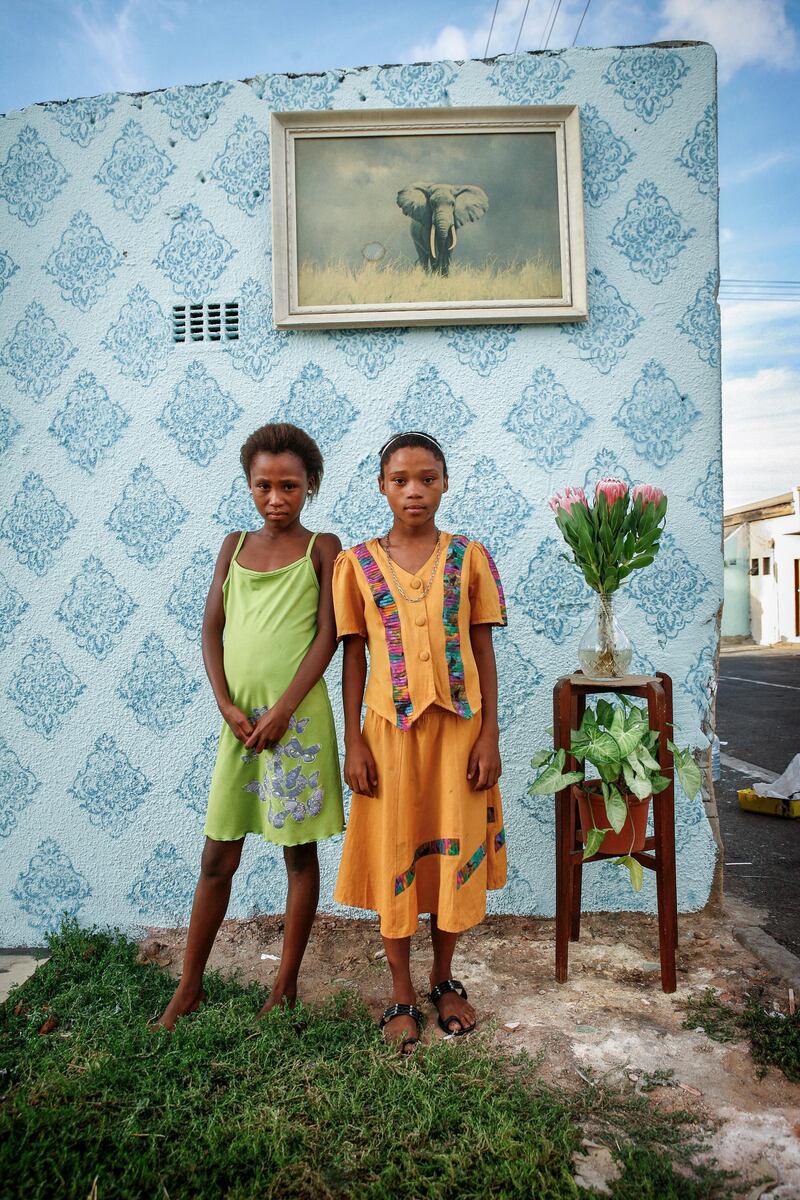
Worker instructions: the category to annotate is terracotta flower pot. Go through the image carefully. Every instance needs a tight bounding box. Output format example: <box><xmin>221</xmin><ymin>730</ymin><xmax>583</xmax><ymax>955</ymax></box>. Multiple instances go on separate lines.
<box><xmin>577</xmin><ymin>783</ymin><xmax>650</xmax><ymax>855</ymax></box>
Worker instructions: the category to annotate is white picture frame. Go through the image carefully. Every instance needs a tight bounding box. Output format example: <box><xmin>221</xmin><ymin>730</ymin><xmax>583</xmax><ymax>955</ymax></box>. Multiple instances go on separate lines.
<box><xmin>270</xmin><ymin>104</ymin><xmax>587</xmax><ymax>329</ymax></box>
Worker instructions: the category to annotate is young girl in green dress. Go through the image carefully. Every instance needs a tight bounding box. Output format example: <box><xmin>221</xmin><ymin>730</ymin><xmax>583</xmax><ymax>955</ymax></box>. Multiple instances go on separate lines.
<box><xmin>158</xmin><ymin>423</ymin><xmax>344</xmax><ymax>1030</ymax></box>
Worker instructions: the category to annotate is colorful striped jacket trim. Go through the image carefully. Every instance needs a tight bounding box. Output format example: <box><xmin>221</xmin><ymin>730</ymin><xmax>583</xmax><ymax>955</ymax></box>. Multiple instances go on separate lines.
<box><xmin>442</xmin><ymin>534</ymin><xmax>473</xmax><ymax>719</ymax></box>
<box><xmin>352</xmin><ymin>542</ymin><xmax>413</xmax><ymax>729</ymax></box>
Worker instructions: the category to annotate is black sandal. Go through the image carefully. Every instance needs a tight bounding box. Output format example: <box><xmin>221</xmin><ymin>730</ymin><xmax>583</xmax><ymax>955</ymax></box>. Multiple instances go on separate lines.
<box><xmin>379</xmin><ymin>1002</ymin><xmax>424</xmax><ymax>1054</ymax></box>
<box><xmin>428</xmin><ymin>979</ymin><xmax>475</xmax><ymax>1036</ymax></box>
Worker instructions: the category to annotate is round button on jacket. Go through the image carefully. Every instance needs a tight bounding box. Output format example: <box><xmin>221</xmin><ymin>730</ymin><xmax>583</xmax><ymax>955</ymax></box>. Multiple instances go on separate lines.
<box><xmin>410</xmin><ymin>577</ymin><xmax>422</xmax><ymax>589</ymax></box>
<box><xmin>419</xmin><ymin>650</ymin><xmax>431</xmax><ymax>662</ymax></box>
<box><xmin>415</xmin><ymin>615</ymin><xmax>426</xmax><ymax>626</ymax></box>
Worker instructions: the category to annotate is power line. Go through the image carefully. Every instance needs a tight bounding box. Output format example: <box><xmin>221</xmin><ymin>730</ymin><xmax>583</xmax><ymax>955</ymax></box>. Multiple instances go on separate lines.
<box><xmin>720</xmin><ymin>278</ymin><xmax>800</xmax><ymax>290</ymax></box>
<box><xmin>719</xmin><ymin>291</ymin><xmax>800</xmax><ymax>301</ymax></box>
<box><xmin>513</xmin><ymin>0</ymin><xmax>532</xmax><ymax>53</ymax></box>
<box><xmin>483</xmin><ymin>0</ymin><xmax>501</xmax><ymax>58</ymax></box>
<box><xmin>537</xmin><ymin>0</ymin><xmax>559</xmax><ymax>49</ymax></box>
<box><xmin>542</xmin><ymin>0</ymin><xmax>564</xmax><ymax>48</ymax></box>
<box><xmin>572</xmin><ymin>0</ymin><xmax>592</xmax><ymax>45</ymax></box>
<box><xmin>723</xmin><ymin>279</ymin><xmax>800</xmax><ymax>287</ymax></box>
<box><xmin>716</xmin><ymin>276</ymin><xmax>800</xmax><ymax>302</ymax></box>
<box><xmin>719</xmin><ymin>296</ymin><xmax>800</xmax><ymax>301</ymax></box>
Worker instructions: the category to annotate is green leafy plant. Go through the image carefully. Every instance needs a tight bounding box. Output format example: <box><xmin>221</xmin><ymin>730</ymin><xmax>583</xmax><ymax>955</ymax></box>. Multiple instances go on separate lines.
<box><xmin>684</xmin><ymin>988</ymin><xmax>800</xmax><ymax>1082</ymax></box>
<box><xmin>529</xmin><ymin>698</ymin><xmax>702</xmax><ymax>891</ymax></box>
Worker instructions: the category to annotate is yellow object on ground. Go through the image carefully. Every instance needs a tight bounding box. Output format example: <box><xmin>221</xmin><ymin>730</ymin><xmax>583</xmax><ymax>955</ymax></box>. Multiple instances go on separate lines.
<box><xmin>737</xmin><ymin>788</ymin><xmax>800</xmax><ymax>818</ymax></box>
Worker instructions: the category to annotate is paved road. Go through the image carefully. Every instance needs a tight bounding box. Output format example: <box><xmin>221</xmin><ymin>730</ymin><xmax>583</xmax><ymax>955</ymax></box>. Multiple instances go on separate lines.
<box><xmin>716</xmin><ymin>648</ymin><xmax>800</xmax><ymax>956</ymax></box>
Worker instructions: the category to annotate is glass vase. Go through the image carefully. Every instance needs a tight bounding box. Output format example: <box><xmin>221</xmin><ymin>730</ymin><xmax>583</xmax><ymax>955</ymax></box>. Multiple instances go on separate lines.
<box><xmin>578</xmin><ymin>592</ymin><xmax>633</xmax><ymax>680</ymax></box>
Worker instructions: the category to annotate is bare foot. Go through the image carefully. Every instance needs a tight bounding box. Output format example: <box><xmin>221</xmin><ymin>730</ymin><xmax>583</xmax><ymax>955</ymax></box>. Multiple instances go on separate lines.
<box><xmin>255</xmin><ymin>983</ymin><xmax>297</xmax><ymax>1020</ymax></box>
<box><xmin>154</xmin><ymin>985</ymin><xmax>205</xmax><ymax>1031</ymax></box>
<box><xmin>430</xmin><ymin>980</ymin><xmax>476</xmax><ymax>1036</ymax></box>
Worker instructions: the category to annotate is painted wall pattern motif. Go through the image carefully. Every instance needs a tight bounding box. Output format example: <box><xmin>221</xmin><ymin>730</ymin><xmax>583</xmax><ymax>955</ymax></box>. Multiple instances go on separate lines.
<box><xmin>44</xmin><ymin>210</ymin><xmax>123</xmax><ymax>311</ymax></box>
<box><xmin>1</xmin><ymin>301</ymin><xmax>76</xmax><ymax>400</ymax></box>
<box><xmin>49</xmin><ymin>369</ymin><xmax>131</xmax><ymax>473</ymax></box>
<box><xmin>0</xmin><ymin>46</ymin><xmax>722</xmax><ymax>942</ymax></box>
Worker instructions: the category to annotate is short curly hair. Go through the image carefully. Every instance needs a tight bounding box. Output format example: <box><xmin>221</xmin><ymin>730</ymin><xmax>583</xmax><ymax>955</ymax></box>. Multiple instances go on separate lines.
<box><xmin>240</xmin><ymin>422</ymin><xmax>324</xmax><ymax>495</ymax></box>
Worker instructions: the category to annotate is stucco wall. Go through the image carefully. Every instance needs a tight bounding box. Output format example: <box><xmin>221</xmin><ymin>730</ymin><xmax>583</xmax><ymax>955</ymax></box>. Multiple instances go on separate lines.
<box><xmin>722</xmin><ymin>527</ymin><xmax>750</xmax><ymax>638</ymax></box>
<box><xmin>0</xmin><ymin>45</ymin><xmax>722</xmax><ymax>945</ymax></box>
<box><xmin>748</xmin><ymin>514</ymin><xmax>800</xmax><ymax>644</ymax></box>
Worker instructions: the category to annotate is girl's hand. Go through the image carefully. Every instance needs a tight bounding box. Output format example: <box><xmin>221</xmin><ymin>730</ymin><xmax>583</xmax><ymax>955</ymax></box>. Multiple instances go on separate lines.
<box><xmin>467</xmin><ymin>733</ymin><xmax>502</xmax><ymax>791</ymax></box>
<box><xmin>221</xmin><ymin>703</ymin><xmax>255</xmax><ymax>745</ymax></box>
<box><xmin>344</xmin><ymin>735</ymin><xmax>378</xmax><ymax>797</ymax></box>
<box><xmin>244</xmin><ymin>703</ymin><xmax>292</xmax><ymax>753</ymax></box>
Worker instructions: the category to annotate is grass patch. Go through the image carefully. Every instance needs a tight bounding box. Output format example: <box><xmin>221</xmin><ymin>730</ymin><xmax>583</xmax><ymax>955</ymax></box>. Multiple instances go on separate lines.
<box><xmin>1</xmin><ymin>922</ymin><xmax>737</xmax><ymax>1199</ymax></box>
<box><xmin>684</xmin><ymin>988</ymin><xmax>800</xmax><ymax>1081</ymax></box>
<box><xmin>297</xmin><ymin>255</ymin><xmax>562</xmax><ymax>306</ymax></box>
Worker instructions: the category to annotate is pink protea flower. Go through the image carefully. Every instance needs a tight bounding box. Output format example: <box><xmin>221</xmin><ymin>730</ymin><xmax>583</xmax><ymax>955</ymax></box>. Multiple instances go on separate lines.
<box><xmin>549</xmin><ymin>486</ymin><xmax>588</xmax><ymax>516</ymax></box>
<box><xmin>595</xmin><ymin>477</ymin><xmax>629</xmax><ymax>507</ymax></box>
<box><xmin>633</xmin><ymin>483</ymin><xmax>665</xmax><ymax>507</ymax></box>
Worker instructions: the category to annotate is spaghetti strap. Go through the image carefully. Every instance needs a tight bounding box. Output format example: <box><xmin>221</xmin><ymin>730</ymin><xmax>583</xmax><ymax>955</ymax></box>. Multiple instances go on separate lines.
<box><xmin>305</xmin><ymin>532</ymin><xmax>320</xmax><ymax>558</ymax></box>
<box><xmin>232</xmin><ymin>530</ymin><xmax>248</xmax><ymax>563</ymax></box>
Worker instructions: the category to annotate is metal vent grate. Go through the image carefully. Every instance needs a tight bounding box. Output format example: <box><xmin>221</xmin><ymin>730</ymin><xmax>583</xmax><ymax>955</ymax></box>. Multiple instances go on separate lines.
<box><xmin>172</xmin><ymin>301</ymin><xmax>239</xmax><ymax>344</ymax></box>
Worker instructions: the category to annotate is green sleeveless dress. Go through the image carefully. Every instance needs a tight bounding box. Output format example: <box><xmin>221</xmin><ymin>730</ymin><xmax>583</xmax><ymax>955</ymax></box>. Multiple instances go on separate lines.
<box><xmin>204</xmin><ymin>531</ymin><xmax>344</xmax><ymax>846</ymax></box>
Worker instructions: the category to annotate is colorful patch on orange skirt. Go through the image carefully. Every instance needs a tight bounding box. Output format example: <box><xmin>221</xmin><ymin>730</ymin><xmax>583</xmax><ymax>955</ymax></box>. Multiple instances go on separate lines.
<box><xmin>456</xmin><ymin>841</ymin><xmax>486</xmax><ymax>889</ymax></box>
<box><xmin>394</xmin><ymin>837</ymin><xmax>460</xmax><ymax>895</ymax></box>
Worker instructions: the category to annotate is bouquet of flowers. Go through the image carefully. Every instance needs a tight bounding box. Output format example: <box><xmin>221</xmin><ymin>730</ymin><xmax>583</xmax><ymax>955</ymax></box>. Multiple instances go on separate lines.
<box><xmin>549</xmin><ymin>479</ymin><xmax>668</xmax><ymax>678</ymax></box>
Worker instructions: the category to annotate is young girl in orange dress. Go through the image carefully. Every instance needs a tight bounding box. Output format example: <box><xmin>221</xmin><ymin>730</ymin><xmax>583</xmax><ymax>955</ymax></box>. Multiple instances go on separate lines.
<box><xmin>332</xmin><ymin>431</ymin><xmax>507</xmax><ymax>1052</ymax></box>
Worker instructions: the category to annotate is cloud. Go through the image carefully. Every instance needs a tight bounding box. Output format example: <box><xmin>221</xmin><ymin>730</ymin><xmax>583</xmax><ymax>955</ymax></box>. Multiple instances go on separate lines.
<box><xmin>407</xmin><ymin>0</ymin><xmax>798</xmax><ymax>84</ymax></box>
<box><xmin>724</xmin><ymin>364</ymin><xmax>800</xmax><ymax>420</ymax></box>
<box><xmin>724</xmin><ymin>149</ymin><xmax>796</xmax><ymax>185</ymax></box>
<box><xmin>721</xmin><ymin>300</ymin><xmax>800</xmax><ymax>373</ymax></box>
<box><xmin>409</xmin><ymin>1</ymin><xmax>591</xmax><ymax>62</ymax></box>
<box><xmin>720</xmin><ymin>308</ymin><xmax>800</xmax><ymax>506</ymax></box>
<box><xmin>70</xmin><ymin>0</ymin><xmax>145</xmax><ymax>92</ymax></box>
<box><xmin>722</xmin><ymin>366</ymin><xmax>800</xmax><ymax>505</ymax></box>
<box><xmin>658</xmin><ymin>0</ymin><xmax>798</xmax><ymax>83</ymax></box>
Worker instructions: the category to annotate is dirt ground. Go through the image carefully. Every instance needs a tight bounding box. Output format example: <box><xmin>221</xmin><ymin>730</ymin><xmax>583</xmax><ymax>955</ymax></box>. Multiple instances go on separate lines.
<box><xmin>144</xmin><ymin>901</ymin><xmax>800</xmax><ymax>1196</ymax></box>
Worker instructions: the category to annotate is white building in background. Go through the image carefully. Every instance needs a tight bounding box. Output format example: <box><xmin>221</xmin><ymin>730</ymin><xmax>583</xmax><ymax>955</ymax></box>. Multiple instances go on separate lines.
<box><xmin>723</xmin><ymin>488</ymin><xmax>800</xmax><ymax>644</ymax></box>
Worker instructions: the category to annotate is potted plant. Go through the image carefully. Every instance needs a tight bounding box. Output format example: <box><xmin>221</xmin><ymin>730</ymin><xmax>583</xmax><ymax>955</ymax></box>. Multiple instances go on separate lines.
<box><xmin>528</xmin><ymin>697</ymin><xmax>702</xmax><ymax>890</ymax></box>
<box><xmin>549</xmin><ymin>480</ymin><xmax>668</xmax><ymax>679</ymax></box>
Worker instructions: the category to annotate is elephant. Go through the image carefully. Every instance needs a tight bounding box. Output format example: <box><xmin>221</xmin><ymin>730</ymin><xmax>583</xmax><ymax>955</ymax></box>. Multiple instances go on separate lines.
<box><xmin>396</xmin><ymin>182</ymin><xmax>489</xmax><ymax>276</ymax></box>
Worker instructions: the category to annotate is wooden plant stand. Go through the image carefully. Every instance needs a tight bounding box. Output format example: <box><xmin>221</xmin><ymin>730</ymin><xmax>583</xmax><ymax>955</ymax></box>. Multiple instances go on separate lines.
<box><xmin>553</xmin><ymin>671</ymin><xmax>678</xmax><ymax>993</ymax></box>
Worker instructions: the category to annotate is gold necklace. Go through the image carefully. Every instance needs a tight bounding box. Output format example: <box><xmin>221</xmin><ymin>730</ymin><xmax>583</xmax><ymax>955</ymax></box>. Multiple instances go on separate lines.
<box><xmin>382</xmin><ymin>531</ymin><xmax>443</xmax><ymax>603</ymax></box>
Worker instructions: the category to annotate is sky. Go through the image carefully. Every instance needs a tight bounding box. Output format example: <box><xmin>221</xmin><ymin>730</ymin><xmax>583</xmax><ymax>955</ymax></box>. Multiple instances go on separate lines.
<box><xmin>0</xmin><ymin>0</ymin><xmax>798</xmax><ymax>508</ymax></box>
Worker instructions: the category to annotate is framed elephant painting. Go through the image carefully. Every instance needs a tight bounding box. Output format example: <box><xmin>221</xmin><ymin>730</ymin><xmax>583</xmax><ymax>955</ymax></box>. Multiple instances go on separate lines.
<box><xmin>270</xmin><ymin>105</ymin><xmax>587</xmax><ymax>329</ymax></box>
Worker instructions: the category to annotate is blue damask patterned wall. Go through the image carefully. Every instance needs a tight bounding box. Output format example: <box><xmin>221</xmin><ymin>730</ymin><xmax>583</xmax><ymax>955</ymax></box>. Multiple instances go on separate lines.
<box><xmin>0</xmin><ymin>45</ymin><xmax>722</xmax><ymax>946</ymax></box>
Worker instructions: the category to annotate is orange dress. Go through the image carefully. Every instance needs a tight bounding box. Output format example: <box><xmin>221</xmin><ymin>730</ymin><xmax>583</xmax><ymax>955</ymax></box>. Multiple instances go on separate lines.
<box><xmin>332</xmin><ymin>533</ymin><xmax>507</xmax><ymax>938</ymax></box>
